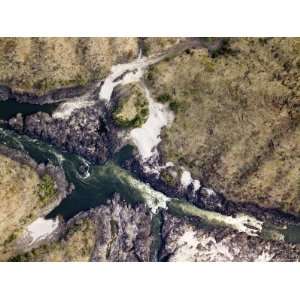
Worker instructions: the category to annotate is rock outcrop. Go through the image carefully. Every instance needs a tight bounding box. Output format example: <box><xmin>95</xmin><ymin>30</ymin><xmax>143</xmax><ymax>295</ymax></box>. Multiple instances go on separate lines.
<box><xmin>13</xmin><ymin>195</ymin><xmax>154</xmax><ymax>262</ymax></box>
<box><xmin>8</xmin><ymin>102</ymin><xmax>117</xmax><ymax>163</ymax></box>
<box><xmin>91</xmin><ymin>195</ymin><xmax>153</xmax><ymax>262</ymax></box>
<box><xmin>112</xmin><ymin>83</ymin><xmax>149</xmax><ymax>128</ymax></box>
<box><xmin>160</xmin><ymin>213</ymin><xmax>300</xmax><ymax>262</ymax></box>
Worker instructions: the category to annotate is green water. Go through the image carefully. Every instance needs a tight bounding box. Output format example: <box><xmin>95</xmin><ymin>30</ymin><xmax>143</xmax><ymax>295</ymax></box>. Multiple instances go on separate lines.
<box><xmin>2</xmin><ymin>126</ymin><xmax>300</xmax><ymax>243</ymax></box>
<box><xmin>0</xmin><ymin>127</ymin><xmax>142</xmax><ymax>220</ymax></box>
<box><xmin>0</xmin><ymin>99</ymin><xmax>139</xmax><ymax>220</ymax></box>
<box><xmin>0</xmin><ymin>99</ymin><xmax>58</xmax><ymax>120</ymax></box>
<box><xmin>1</xmin><ymin>101</ymin><xmax>300</xmax><ymax>244</ymax></box>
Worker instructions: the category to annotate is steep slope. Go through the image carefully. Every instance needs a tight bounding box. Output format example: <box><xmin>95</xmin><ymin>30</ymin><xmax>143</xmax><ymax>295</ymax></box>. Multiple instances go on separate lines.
<box><xmin>147</xmin><ymin>37</ymin><xmax>300</xmax><ymax>215</ymax></box>
<box><xmin>0</xmin><ymin>37</ymin><xmax>138</xmax><ymax>97</ymax></box>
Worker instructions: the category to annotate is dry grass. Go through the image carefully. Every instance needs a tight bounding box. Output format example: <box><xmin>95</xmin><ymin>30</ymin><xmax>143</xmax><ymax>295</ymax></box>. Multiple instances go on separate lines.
<box><xmin>147</xmin><ymin>38</ymin><xmax>300</xmax><ymax>214</ymax></box>
<box><xmin>13</xmin><ymin>218</ymin><xmax>97</xmax><ymax>262</ymax></box>
<box><xmin>143</xmin><ymin>38</ymin><xmax>185</xmax><ymax>56</ymax></box>
<box><xmin>0</xmin><ymin>154</ymin><xmax>57</xmax><ymax>260</ymax></box>
<box><xmin>113</xmin><ymin>83</ymin><xmax>149</xmax><ymax>128</ymax></box>
<box><xmin>0</xmin><ymin>37</ymin><xmax>139</xmax><ymax>95</ymax></box>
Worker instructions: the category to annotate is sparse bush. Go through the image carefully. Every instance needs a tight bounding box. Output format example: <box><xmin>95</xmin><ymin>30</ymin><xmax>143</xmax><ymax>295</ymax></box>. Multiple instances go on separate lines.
<box><xmin>169</xmin><ymin>101</ymin><xmax>180</xmax><ymax>113</ymax></box>
<box><xmin>113</xmin><ymin>83</ymin><xmax>149</xmax><ymax>129</ymax></box>
<box><xmin>36</xmin><ymin>174</ymin><xmax>56</xmax><ymax>206</ymax></box>
<box><xmin>157</xmin><ymin>93</ymin><xmax>172</xmax><ymax>103</ymax></box>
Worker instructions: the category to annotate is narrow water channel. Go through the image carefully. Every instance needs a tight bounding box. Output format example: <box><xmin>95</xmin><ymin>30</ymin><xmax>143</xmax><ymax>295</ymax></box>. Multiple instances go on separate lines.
<box><xmin>0</xmin><ymin>126</ymin><xmax>140</xmax><ymax>220</ymax></box>
<box><xmin>0</xmin><ymin>99</ymin><xmax>58</xmax><ymax>120</ymax></box>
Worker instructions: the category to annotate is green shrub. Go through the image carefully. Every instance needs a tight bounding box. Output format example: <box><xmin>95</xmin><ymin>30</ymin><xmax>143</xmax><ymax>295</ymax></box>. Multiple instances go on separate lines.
<box><xmin>36</xmin><ymin>174</ymin><xmax>57</xmax><ymax>206</ymax></box>
<box><xmin>113</xmin><ymin>84</ymin><xmax>149</xmax><ymax>128</ymax></box>
<box><xmin>157</xmin><ymin>93</ymin><xmax>172</xmax><ymax>103</ymax></box>
<box><xmin>169</xmin><ymin>101</ymin><xmax>180</xmax><ymax>113</ymax></box>
<box><xmin>160</xmin><ymin>169</ymin><xmax>178</xmax><ymax>187</ymax></box>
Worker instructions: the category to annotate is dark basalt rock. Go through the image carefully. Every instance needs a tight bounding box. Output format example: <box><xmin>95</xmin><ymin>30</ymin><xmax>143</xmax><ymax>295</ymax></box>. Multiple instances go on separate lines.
<box><xmin>0</xmin><ymin>82</ymin><xmax>98</xmax><ymax>105</ymax></box>
<box><xmin>8</xmin><ymin>102</ymin><xmax>119</xmax><ymax>164</ymax></box>
<box><xmin>12</xmin><ymin>194</ymin><xmax>157</xmax><ymax>262</ymax></box>
<box><xmin>0</xmin><ymin>85</ymin><xmax>11</xmax><ymax>101</ymax></box>
<box><xmin>160</xmin><ymin>213</ymin><xmax>300</xmax><ymax>262</ymax></box>
<box><xmin>120</xmin><ymin>153</ymin><xmax>300</xmax><ymax>227</ymax></box>
<box><xmin>90</xmin><ymin>194</ymin><xmax>153</xmax><ymax>262</ymax></box>
<box><xmin>8</xmin><ymin>113</ymin><xmax>23</xmax><ymax>132</ymax></box>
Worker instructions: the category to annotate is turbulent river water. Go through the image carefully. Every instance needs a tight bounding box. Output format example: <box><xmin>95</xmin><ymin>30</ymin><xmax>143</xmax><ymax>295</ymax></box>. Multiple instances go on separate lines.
<box><xmin>1</xmin><ymin>48</ymin><xmax>300</xmax><ymax>245</ymax></box>
<box><xmin>0</xmin><ymin>125</ymin><xmax>138</xmax><ymax>220</ymax></box>
<box><xmin>1</xmin><ymin>124</ymin><xmax>300</xmax><ymax>244</ymax></box>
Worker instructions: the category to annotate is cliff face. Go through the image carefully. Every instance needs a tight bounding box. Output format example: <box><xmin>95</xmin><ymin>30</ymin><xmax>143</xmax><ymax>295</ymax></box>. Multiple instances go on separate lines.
<box><xmin>0</xmin><ymin>37</ymin><xmax>139</xmax><ymax>97</ymax></box>
<box><xmin>147</xmin><ymin>38</ymin><xmax>300</xmax><ymax>215</ymax></box>
<box><xmin>13</xmin><ymin>195</ymin><xmax>154</xmax><ymax>262</ymax></box>
<box><xmin>161</xmin><ymin>214</ymin><xmax>300</xmax><ymax>262</ymax></box>
<box><xmin>13</xmin><ymin>197</ymin><xmax>300</xmax><ymax>262</ymax></box>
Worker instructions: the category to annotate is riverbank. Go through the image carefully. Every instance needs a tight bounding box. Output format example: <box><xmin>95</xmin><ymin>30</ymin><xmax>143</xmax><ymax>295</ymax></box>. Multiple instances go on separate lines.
<box><xmin>11</xmin><ymin>194</ymin><xmax>155</xmax><ymax>262</ymax></box>
<box><xmin>1</xmin><ymin>38</ymin><xmax>300</xmax><ymax>261</ymax></box>
<box><xmin>2</xmin><ymin>43</ymin><xmax>300</xmax><ymax>235</ymax></box>
<box><xmin>0</xmin><ymin>144</ymin><xmax>72</xmax><ymax>211</ymax></box>
<box><xmin>0</xmin><ymin>144</ymin><xmax>72</xmax><ymax>260</ymax></box>
<box><xmin>2</xmin><ymin>125</ymin><xmax>300</xmax><ymax>261</ymax></box>
<box><xmin>11</xmin><ymin>193</ymin><xmax>300</xmax><ymax>262</ymax></box>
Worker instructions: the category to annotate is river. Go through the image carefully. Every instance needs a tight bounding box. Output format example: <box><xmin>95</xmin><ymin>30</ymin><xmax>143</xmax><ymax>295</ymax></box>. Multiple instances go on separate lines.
<box><xmin>1</xmin><ymin>124</ymin><xmax>300</xmax><ymax>243</ymax></box>
<box><xmin>1</xmin><ymin>46</ymin><xmax>300</xmax><ymax>245</ymax></box>
<box><xmin>0</xmin><ymin>125</ymin><xmax>138</xmax><ymax>220</ymax></box>
<box><xmin>0</xmin><ymin>99</ymin><xmax>58</xmax><ymax>120</ymax></box>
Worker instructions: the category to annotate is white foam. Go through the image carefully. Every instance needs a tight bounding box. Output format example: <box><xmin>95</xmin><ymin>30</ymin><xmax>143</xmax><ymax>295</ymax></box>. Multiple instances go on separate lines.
<box><xmin>193</xmin><ymin>179</ymin><xmax>201</xmax><ymax>193</ymax></box>
<box><xmin>181</xmin><ymin>170</ymin><xmax>193</xmax><ymax>188</ymax></box>
<box><xmin>129</xmin><ymin>86</ymin><xmax>174</xmax><ymax>161</ymax></box>
<box><xmin>98</xmin><ymin>51</ymin><xmax>174</xmax><ymax>169</ymax></box>
<box><xmin>97</xmin><ymin>51</ymin><xmax>174</xmax><ymax>166</ymax></box>
<box><xmin>99</xmin><ymin>53</ymin><xmax>161</xmax><ymax>102</ymax></box>
<box><xmin>180</xmin><ymin>169</ymin><xmax>201</xmax><ymax>194</ymax></box>
<box><xmin>52</xmin><ymin>99</ymin><xmax>95</xmax><ymax>119</ymax></box>
<box><xmin>221</xmin><ymin>213</ymin><xmax>263</xmax><ymax>236</ymax></box>
<box><xmin>26</xmin><ymin>217</ymin><xmax>59</xmax><ymax>245</ymax></box>
<box><xmin>126</xmin><ymin>174</ymin><xmax>171</xmax><ymax>214</ymax></box>
<box><xmin>203</xmin><ymin>187</ymin><xmax>216</xmax><ymax>197</ymax></box>
<box><xmin>49</xmin><ymin>149</ymin><xmax>65</xmax><ymax>166</ymax></box>
<box><xmin>77</xmin><ymin>156</ymin><xmax>91</xmax><ymax>179</ymax></box>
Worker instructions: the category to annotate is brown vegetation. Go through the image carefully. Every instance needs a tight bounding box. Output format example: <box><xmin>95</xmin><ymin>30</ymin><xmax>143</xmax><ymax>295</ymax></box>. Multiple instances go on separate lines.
<box><xmin>147</xmin><ymin>38</ymin><xmax>300</xmax><ymax>214</ymax></box>
<box><xmin>0</xmin><ymin>37</ymin><xmax>138</xmax><ymax>95</ymax></box>
<box><xmin>0</xmin><ymin>153</ymin><xmax>58</xmax><ymax>260</ymax></box>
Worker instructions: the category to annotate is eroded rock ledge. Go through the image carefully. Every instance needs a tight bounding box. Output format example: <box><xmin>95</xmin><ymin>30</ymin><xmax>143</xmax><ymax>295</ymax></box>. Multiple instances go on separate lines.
<box><xmin>12</xmin><ymin>194</ymin><xmax>300</xmax><ymax>262</ymax></box>
<box><xmin>160</xmin><ymin>213</ymin><xmax>300</xmax><ymax>262</ymax></box>
<box><xmin>123</xmin><ymin>156</ymin><xmax>300</xmax><ymax>229</ymax></box>
<box><xmin>7</xmin><ymin>102</ymin><xmax>119</xmax><ymax>164</ymax></box>
<box><xmin>12</xmin><ymin>194</ymin><xmax>155</xmax><ymax>262</ymax></box>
